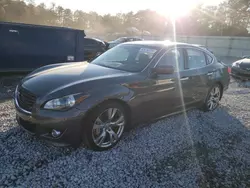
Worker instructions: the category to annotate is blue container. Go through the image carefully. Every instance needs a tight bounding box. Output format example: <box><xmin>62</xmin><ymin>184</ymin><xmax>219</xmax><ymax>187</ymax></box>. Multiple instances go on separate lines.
<box><xmin>0</xmin><ymin>22</ymin><xmax>86</xmax><ymax>73</ymax></box>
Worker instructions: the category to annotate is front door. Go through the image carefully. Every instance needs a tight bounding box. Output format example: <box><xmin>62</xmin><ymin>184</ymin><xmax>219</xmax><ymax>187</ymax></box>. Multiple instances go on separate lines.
<box><xmin>146</xmin><ymin>48</ymin><xmax>186</xmax><ymax>118</ymax></box>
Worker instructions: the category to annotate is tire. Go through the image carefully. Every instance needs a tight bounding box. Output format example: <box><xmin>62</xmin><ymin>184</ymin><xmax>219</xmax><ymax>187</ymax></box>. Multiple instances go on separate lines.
<box><xmin>202</xmin><ymin>84</ymin><xmax>222</xmax><ymax>112</ymax></box>
<box><xmin>82</xmin><ymin>102</ymin><xmax>128</xmax><ymax>151</ymax></box>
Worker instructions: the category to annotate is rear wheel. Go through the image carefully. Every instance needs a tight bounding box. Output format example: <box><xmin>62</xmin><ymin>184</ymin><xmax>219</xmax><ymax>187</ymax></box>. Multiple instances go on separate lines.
<box><xmin>202</xmin><ymin>84</ymin><xmax>222</xmax><ymax>112</ymax></box>
<box><xmin>82</xmin><ymin>102</ymin><xmax>127</xmax><ymax>151</ymax></box>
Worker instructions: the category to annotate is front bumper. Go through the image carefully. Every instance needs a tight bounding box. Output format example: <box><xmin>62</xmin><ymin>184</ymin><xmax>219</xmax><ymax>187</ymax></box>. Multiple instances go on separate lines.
<box><xmin>231</xmin><ymin>67</ymin><xmax>250</xmax><ymax>80</ymax></box>
<box><xmin>15</xmin><ymin>97</ymin><xmax>85</xmax><ymax>147</ymax></box>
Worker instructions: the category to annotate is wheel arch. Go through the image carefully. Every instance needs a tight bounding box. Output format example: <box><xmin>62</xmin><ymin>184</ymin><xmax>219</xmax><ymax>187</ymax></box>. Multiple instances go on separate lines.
<box><xmin>83</xmin><ymin>98</ymin><xmax>132</xmax><ymax>124</ymax></box>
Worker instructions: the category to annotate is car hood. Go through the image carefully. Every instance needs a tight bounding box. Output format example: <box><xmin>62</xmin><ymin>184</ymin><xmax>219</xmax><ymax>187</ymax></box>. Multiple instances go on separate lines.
<box><xmin>21</xmin><ymin>62</ymin><xmax>131</xmax><ymax>96</ymax></box>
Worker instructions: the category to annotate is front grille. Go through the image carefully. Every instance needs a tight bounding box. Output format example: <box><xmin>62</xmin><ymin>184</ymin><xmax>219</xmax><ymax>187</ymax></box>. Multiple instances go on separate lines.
<box><xmin>17</xmin><ymin>86</ymin><xmax>36</xmax><ymax>112</ymax></box>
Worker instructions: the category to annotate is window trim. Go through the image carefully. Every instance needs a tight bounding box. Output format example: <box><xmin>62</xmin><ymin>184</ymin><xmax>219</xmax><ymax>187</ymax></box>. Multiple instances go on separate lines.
<box><xmin>141</xmin><ymin>47</ymin><xmax>166</xmax><ymax>72</ymax></box>
<box><xmin>205</xmin><ymin>53</ymin><xmax>214</xmax><ymax>65</ymax></box>
<box><xmin>143</xmin><ymin>45</ymin><xmax>215</xmax><ymax>73</ymax></box>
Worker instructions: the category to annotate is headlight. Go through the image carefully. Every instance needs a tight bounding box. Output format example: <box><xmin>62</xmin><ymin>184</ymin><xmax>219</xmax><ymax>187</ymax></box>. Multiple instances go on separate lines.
<box><xmin>44</xmin><ymin>94</ymin><xmax>89</xmax><ymax>110</ymax></box>
<box><xmin>44</xmin><ymin>95</ymin><xmax>76</xmax><ymax>110</ymax></box>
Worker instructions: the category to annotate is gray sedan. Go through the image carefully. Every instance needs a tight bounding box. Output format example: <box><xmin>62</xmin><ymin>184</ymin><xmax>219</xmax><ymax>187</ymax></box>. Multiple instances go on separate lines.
<box><xmin>15</xmin><ymin>41</ymin><xmax>230</xmax><ymax>150</ymax></box>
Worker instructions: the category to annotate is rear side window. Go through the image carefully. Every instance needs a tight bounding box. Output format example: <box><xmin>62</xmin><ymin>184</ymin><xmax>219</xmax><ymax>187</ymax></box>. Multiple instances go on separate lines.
<box><xmin>206</xmin><ymin>54</ymin><xmax>213</xmax><ymax>65</ymax></box>
<box><xmin>186</xmin><ymin>49</ymin><xmax>206</xmax><ymax>69</ymax></box>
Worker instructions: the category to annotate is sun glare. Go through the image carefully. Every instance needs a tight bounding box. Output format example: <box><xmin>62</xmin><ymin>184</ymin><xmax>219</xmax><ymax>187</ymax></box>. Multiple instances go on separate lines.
<box><xmin>156</xmin><ymin>0</ymin><xmax>198</xmax><ymax>18</ymax></box>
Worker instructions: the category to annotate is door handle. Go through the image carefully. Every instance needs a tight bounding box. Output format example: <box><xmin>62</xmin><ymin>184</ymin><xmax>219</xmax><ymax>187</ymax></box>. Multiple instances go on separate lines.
<box><xmin>180</xmin><ymin>77</ymin><xmax>189</xmax><ymax>81</ymax></box>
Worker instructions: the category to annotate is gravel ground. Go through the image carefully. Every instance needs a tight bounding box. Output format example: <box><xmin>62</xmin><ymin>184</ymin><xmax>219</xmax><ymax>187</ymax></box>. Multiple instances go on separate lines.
<box><xmin>1</xmin><ymin>76</ymin><xmax>250</xmax><ymax>188</ymax></box>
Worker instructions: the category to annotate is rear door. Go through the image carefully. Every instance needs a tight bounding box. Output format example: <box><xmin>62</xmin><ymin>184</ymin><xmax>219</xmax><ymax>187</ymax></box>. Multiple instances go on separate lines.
<box><xmin>179</xmin><ymin>48</ymin><xmax>211</xmax><ymax>106</ymax></box>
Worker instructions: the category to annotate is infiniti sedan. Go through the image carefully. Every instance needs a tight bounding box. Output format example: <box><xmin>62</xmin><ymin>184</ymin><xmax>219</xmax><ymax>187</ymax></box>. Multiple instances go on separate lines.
<box><xmin>15</xmin><ymin>41</ymin><xmax>230</xmax><ymax>150</ymax></box>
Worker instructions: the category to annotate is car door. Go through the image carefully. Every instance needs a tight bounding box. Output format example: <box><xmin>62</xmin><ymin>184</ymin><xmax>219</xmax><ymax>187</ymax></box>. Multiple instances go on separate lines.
<box><xmin>146</xmin><ymin>48</ymin><xmax>185</xmax><ymax>117</ymax></box>
<box><xmin>179</xmin><ymin>47</ymin><xmax>211</xmax><ymax>107</ymax></box>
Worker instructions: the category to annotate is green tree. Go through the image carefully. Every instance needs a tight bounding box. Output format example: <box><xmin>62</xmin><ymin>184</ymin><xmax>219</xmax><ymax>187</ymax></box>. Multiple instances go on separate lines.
<box><xmin>0</xmin><ymin>0</ymin><xmax>249</xmax><ymax>37</ymax></box>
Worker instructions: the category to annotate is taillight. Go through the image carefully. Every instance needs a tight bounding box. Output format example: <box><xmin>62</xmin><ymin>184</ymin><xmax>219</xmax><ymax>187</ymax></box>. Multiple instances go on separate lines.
<box><xmin>228</xmin><ymin>67</ymin><xmax>231</xmax><ymax>73</ymax></box>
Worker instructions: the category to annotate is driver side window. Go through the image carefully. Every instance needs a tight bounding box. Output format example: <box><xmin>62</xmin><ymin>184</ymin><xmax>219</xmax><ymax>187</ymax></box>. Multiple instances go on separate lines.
<box><xmin>156</xmin><ymin>48</ymin><xmax>184</xmax><ymax>72</ymax></box>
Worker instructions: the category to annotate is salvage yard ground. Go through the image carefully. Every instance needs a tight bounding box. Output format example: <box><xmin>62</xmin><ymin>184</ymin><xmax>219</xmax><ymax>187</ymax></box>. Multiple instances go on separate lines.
<box><xmin>1</xmin><ymin>76</ymin><xmax>250</xmax><ymax>187</ymax></box>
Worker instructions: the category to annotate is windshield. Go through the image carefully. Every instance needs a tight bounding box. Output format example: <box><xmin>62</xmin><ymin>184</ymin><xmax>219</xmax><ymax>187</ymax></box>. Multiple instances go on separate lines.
<box><xmin>91</xmin><ymin>44</ymin><xmax>160</xmax><ymax>72</ymax></box>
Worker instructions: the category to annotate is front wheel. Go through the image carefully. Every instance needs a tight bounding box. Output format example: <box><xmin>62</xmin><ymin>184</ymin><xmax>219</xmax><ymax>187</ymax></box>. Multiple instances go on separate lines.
<box><xmin>82</xmin><ymin>102</ymin><xmax>127</xmax><ymax>151</ymax></box>
<box><xmin>202</xmin><ymin>84</ymin><xmax>222</xmax><ymax>112</ymax></box>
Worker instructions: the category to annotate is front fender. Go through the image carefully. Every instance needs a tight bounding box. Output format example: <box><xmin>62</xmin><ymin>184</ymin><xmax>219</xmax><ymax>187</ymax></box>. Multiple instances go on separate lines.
<box><xmin>75</xmin><ymin>84</ymin><xmax>132</xmax><ymax>112</ymax></box>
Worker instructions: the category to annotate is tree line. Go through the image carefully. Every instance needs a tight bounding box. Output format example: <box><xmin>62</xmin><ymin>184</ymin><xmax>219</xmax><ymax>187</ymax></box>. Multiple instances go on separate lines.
<box><xmin>0</xmin><ymin>0</ymin><xmax>250</xmax><ymax>39</ymax></box>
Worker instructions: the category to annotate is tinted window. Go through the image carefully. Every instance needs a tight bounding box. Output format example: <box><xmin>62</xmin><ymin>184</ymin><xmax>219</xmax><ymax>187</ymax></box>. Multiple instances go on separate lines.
<box><xmin>91</xmin><ymin>44</ymin><xmax>159</xmax><ymax>72</ymax></box>
<box><xmin>206</xmin><ymin>54</ymin><xmax>213</xmax><ymax>64</ymax></box>
<box><xmin>186</xmin><ymin>49</ymin><xmax>206</xmax><ymax>69</ymax></box>
<box><xmin>157</xmin><ymin>49</ymin><xmax>184</xmax><ymax>71</ymax></box>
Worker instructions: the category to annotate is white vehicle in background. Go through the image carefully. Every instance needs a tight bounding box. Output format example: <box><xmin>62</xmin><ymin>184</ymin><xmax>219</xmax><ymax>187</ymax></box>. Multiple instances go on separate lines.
<box><xmin>108</xmin><ymin>37</ymin><xmax>143</xmax><ymax>49</ymax></box>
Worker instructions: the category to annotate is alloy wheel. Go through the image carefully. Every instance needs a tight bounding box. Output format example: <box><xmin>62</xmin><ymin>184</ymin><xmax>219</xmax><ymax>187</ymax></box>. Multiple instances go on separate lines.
<box><xmin>92</xmin><ymin>108</ymin><xmax>125</xmax><ymax>148</ymax></box>
<box><xmin>207</xmin><ymin>86</ymin><xmax>221</xmax><ymax>111</ymax></box>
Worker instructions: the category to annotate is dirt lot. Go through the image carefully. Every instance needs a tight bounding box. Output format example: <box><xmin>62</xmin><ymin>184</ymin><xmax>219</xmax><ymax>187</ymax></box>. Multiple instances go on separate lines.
<box><xmin>0</xmin><ymin>76</ymin><xmax>250</xmax><ymax>188</ymax></box>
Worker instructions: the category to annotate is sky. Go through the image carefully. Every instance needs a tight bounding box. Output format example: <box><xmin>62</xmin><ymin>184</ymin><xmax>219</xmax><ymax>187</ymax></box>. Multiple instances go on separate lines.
<box><xmin>33</xmin><ymin>0</ymin><xmax>223</xmax><ymax>16</ymax></box>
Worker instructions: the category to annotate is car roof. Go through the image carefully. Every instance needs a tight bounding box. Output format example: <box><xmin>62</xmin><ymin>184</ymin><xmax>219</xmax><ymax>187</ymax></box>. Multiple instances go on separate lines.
<box><xmin>122</xmin><ymin>41</ymin><xmax>202</xmax><ymax>49</ymax></box>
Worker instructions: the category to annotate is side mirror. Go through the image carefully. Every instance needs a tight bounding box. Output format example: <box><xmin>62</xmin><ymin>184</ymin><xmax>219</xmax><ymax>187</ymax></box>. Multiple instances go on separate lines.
<box><xmin>152</xmin><ymin>65</ymin><xmax>175</xmax><ymax>75</ymax></box>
